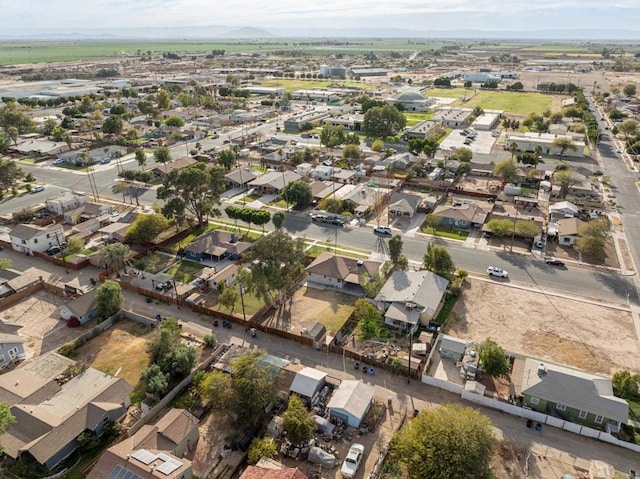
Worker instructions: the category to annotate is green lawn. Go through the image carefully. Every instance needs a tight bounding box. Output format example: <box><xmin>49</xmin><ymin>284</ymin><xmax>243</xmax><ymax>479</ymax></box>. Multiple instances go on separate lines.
<box><xmin>212</xmin><ymin>290</ymin><xmax>265</xmax><ymax>318</ymax></box>
<box><xmin>136</xmin><ymin>252</ymin><xmax>177</xmax><ymax>273</ymax></box>
<box><xmin>435</xmin><ymin>292</ymin><xmax>460</xmax><ymax>325</ymax></box>
<box><xmin>260</xmin><ymin>79</ymin><xmax>374</xmax><ymax>93</ymax></box>
<box><xmin>306</xmin><ymin>245</ymin><xmax>369</xmax><ymax>260</ymax></box>
<box><xmin>58</xmin><ymin>163</ymin><xmax>90</xmax><ymax>172</ymax></box>
<box><xmin>404</xmin><ymin>112</ymin><xmax>434</xmax><ymax>126</ymax></box>
<box><xmin>165</xmin><ymin>260</ymin><xmax>206</xmax><ymax>283</ymax></box>
<box><xmin>421</xmin><ymin>225</ymin><xmax>470</xmax><ymax>241</ymax></box>
<box><xmin>269</xmin><ymin>198</ymin><xmax>289</xmax><ymax>208</ymax></box>
<box><xmin>425</xmin><ymin>88</ymin><xmax>558</xmax><ymax>115</ymax></box>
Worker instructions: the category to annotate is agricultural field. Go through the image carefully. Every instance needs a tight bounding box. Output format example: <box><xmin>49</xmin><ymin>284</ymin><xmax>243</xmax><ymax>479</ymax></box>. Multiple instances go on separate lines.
<box><xmin>426</xmin><ymin>88</ymin><xmax>561</xmax><ymax>115</ymax></box>
<box><xmin>260</xmin><ymin>78</ymin><xmax>375</xmax><ymax>92</ymax></box>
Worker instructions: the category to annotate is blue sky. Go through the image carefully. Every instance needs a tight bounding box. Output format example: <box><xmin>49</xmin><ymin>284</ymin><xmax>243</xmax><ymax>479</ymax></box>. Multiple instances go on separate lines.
<box><xmin>1</xmin><ymin>0</ymin><xmax>639</xmax><ymax>32</ymax></box>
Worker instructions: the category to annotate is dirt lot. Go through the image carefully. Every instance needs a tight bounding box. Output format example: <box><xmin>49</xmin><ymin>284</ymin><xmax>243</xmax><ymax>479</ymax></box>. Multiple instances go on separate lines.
<box><xmin>0</xmin><ymin>290</ymin><xmax>89</xmax><ymax>357</ymax></box>
<box><xmin>447</xmin><ymin>279</ymin><xmax>640</xmax><ymax>375</ymax></box>
<box><xmin>71</xmin><ymin>320</ymin><xmax>153</xmax><ymax>387</ymax></box>
<box><xmin>262</xmin><ymin>286</ymin><xmax>356</xmax><ymax>336</ymax></box>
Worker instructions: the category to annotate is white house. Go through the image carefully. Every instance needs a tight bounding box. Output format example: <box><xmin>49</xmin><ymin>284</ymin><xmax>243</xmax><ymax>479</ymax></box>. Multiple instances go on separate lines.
<box><xmin>59</xmin><ymin>290</ymin><xmax>98</xmax><ymax>326</ymax></box>
<box><xmin>45</xmin><ymin>192</ymin><xmax>89</xmax><ymax>215</ymax></box>
<box><xmin>9</xmin><ymin>224</ymin><xmax>65</xmax><ymax>255</ymax></box>
<box><xmin>555</xmin><ymin>217</ymin><xmax>587</xmax><ymax>246</ymax></box>
<box><xmin>549</xmin><ymin>201</ymin><xmax>579</xmax><ymax>219</ymax></box>
<box><xmin>375</xmin><ymin>270</ymin><xmax>449</xmax><ymax>334</ymax></box>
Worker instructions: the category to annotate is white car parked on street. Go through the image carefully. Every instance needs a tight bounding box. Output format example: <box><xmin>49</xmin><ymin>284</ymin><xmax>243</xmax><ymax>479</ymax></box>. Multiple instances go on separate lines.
<box><xmin>487</xmin><ymin>266</ymin><xmax>508</xmax><ymax>278</ymax></box>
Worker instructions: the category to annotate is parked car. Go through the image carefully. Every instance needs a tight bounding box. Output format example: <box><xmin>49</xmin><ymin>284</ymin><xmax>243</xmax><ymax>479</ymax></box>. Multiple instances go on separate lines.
<box><xmin>155</xmin><ymin>282</ymin><xmax>166</xmax><ymax>291</ymax></box>
<box><xmin>487</xmin><ymin>266</ymin><xmax>508</xmax><ymax>278</ymax></box>
<box><xmin>373</xmin><ymin>226</ymin><xmax>392</xmax><ymax>236</ymax></box>
<box><xmin>46</xmin><ymin>246</ymin><xmax>61</xmax><ymax>256</ymax></box>
<box><xmin>534</xmin><ymin>240</ymin><xmax>545</xmax><ymax>249</ymax></box>
<box><xmin>52</xmin><ymin>158</ymin><xmax>65</xmax><ymax>165</ymax></box>
<box><xmin>545</xmin><ymin>259</ymin><xmax>566</xmax><ymax>267</ymax></box>
<box><xmin>31</xmin><ymin>185</ymin><xmax>44</xmax><ymax>193</ymax></box>
<box><xmin>341</xmin><ymin>443</ymin><xmax>365</xmax><ymax>479</ymax></box>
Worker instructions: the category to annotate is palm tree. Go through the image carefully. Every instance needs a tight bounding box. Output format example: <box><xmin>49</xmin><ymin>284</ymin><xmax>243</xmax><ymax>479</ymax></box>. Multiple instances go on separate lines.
<box><xmin>509</xmin><ymin>142</ymin><xmax>518</xmax><ymax>161</ymax></box>
<box><xmin>533</xmin><ymin>146</ymin><xmax>543</xmax><ymax>166</ymax></box>
<box><xmin>135</xmin><ymin>149</ymin><xmax>147</xmax><ymax>171</ymax></box>
<box><xmin>97</xmin><ymin>243</ymin><xmax>135</xmax><ymax>274</ymax></box>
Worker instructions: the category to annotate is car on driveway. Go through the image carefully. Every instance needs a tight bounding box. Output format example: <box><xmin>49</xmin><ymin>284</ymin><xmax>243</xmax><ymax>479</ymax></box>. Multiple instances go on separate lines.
<box><xmin>534</xmin><ymin>240</ymin><xmax>545</xmax><ymax>249</ymax></box>
<box><xmin>341</xmin><ymin>443</ymin><xmax>365</xmax><ymax>479</ymax></box>
<box><xmin>487</xmin><ymin>266</ymin><xmax>508</xmax><ymax>278</ymax></box>
<box><xmin>545</xmin><ymin>259</ymin><xmax>566</xmax><ymax>267</ymax></box>
<box><xmin>373</xmin><ymin>226</ymin><xmax>392</xmax><ymax>236</ymax></box>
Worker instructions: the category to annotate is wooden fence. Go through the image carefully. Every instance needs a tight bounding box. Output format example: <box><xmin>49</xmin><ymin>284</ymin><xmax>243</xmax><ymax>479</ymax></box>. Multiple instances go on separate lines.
<box><xmin>0</xmin><ymin>280</ymin><xmax>45</xmax><ymax>309</ymax></box>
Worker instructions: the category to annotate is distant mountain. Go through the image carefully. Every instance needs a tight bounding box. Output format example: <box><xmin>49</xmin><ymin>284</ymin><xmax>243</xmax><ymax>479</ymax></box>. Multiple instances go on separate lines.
<box><xmin>220</xmin><ymin>27</ymin><xmax>272</xmax><ymax>39</ymax></box>
<box><xmin>0</xmin><ymin>25</ymin><xmax>639</xmax><ymax>41</ymax></box>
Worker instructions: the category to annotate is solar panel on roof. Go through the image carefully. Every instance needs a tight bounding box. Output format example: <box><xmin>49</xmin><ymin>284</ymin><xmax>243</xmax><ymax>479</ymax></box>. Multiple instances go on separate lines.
<box><xmin>131</xmin><ymin>448</ymin><xmax>157</xmax><ymax>465</ymax></box>
<box><xmin>156</xmin><ymin>452</ymin><xmax>174</xmax><ymax>462</ymax></box>
<box><xmin>156</xmin><ymin>458</ymin><xmax>183</xmax><ymax>475</ymax></box>
<box><xmin>108</xmin><ymin>464</ymin><xmax>143</xmax><ymax>479</ymax></box>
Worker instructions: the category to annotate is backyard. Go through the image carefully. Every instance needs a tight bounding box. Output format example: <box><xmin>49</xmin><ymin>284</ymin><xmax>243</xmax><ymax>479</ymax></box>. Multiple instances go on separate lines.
<box><xmin>165</xmin><ymin>259</ymin><xmax>206</xmax><ymax>283</ymax></box>
<box><xmin>70</xmin><ymin>320</ymin><xmax>153</xmax><ymax>388</ymax></box>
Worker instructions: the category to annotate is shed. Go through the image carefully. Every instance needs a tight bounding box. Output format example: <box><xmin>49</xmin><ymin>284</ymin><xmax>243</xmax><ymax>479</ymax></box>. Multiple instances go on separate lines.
<box><xmin>59</xmin><ymin>290</ymin><xmax>97</xmax><ymax>326</ymax></box>
<box><xmin>289</xmin><ymin>367</ymin><xmax>327</xmax><ymax>402</ymax></box>
<box><xmin>327</xmin><ymin>380</ymin><xmax>374</xmax><ymax>427</ymax></box>
<box><xmin>438</xmin><ymin>334</ymin><xmax>467</xmax><ymax>362</ymax></box>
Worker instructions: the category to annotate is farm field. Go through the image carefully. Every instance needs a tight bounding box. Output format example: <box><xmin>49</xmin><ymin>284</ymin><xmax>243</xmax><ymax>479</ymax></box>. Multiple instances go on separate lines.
<box><xmin>425</xmin><ymin>88</ymin><xmax>560</xmax><ymax>115</ymax></box>
<box><xmin>260</xmin><ymin>78</ymin><xmax>374</xmax><ymax>92</ymax></box>
<box><xmin>447</xmin><ymin>279</ymin><xmax>640</xmax><ymax>375</ymax></box>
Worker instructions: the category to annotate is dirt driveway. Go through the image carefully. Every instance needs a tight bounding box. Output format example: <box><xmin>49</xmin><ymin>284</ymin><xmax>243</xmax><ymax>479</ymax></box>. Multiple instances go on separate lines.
<box><xmin>0</xmin><ymin>290</ymin><xmax>90</xmax><ymax>357</ymax></box>
<box><xmin>447</xmin><ymin>279</ymin><xmax>640</xmax><ymax>375</ymax></box>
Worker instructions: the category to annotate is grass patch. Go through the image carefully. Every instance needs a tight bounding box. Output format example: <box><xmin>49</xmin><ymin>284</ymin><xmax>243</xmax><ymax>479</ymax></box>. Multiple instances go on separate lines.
<box><xmin>58</xmin><ymin>162</ymin><xmax>90</xmax><ymax>172</ymax></box>
<box><xmin>212</xmin><ymin>290</ymin><xmax>266</xmax><ymax>317</ymax></box>
<box><xmin>306</xmin><ymin>245</ymin><xmax>369</xmax><ymax>260</ymax></box>
<box><xmin>435</xmin><ymin>291</ymin><xmax>460</xmax><ymax>325</ymax></box>
<box><xmin>404</xmin><ymin>112</ymin><xmax>434</xmax><ymax>126</ymax></box>
<box><xmin>421</xmin><ymin>225</ymin><xmax>470</xmax><ymax>241</ymax></box>
<box><xmin>425</xmin><ymin>88</ymin><xmax>559</xmax><ymax>115</ymax></box>
<box><xmin>17</xmin><ymin>157</ymin><xmax>38</xmax><ymax>164</ymax></box>
<box><xmin>269</xmin><ymin>198</ymin><xmax>289</xmax><ymax>208</ymax></box>
<box><xmin>165</xmin><ymin>259</ymin><xmax>206</xmax><ymax>283</ymax></box>
<box><xmin>628</xmin><ymin>399</ymin><xmax>640</xmax><ymax>422</ymax></box>
<box><xmin>261</xmin><ymin>78</ymin><xmax>375</xmax><ymax>93</ymax></box>
<box><xmin>136</xmin><ymin>251</ymin><xmax>177</xmax><ymax>273</ymax></box>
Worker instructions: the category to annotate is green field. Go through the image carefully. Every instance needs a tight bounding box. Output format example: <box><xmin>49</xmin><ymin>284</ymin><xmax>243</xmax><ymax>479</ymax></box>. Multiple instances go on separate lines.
<box><xmin>261</xmin><ymin>78</ymin><xmax>374</xmax><ymax>92</ymax></box>
<box><xmin>0</xmin><ymin>38</ymin><xmax>442</xmax><ymax>65</ymax></box>
<box><xmin>404</xmin><ymin>112</ymin><xmax>434</xmax><ymax>126</ymax></box>
<box><xmin>426</xmin><ymin>88</ymin><xmax>558</xmax><ymax>115</ymax></box>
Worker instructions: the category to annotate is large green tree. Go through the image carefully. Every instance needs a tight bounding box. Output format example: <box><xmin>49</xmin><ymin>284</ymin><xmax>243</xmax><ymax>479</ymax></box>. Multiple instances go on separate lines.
<box><xmin>478</xmin><ymin>338</ymin><xmax>510</xmax><ymax>378</ymax></box>
<box><xmin>319</xmin><ymin>124</ymin><xmax>347</xmax><ymax>148</ymax></box>
<box><xmin>354</xmin><ymin>298</ymin><xmax>384</xmax><ymax>340</ymax></box>
<box><xmin>612</xmin><ymin>370</ymin><xmax>640</xmax><ymax>400</ymax></box>
<box><xmin>246</xmin><ymin>230</ymin><xmax>306</xmax><ymax>306</ymax></box>
<box><xmin>282</xmin><ymin>180</ymin><xmax>313</xmax><ymax>209</ymax></box>
<box><xmin>248</xmin><ymin>437</ymin><xmax>277</xmax><ymax>465</ymax></box>
<box><xmin>217</xmin><ymin>149</ymin><xmax>237</xmax><ymax>171</ymax></box>
<box><xmin>282</xmin><ymin>394</ymin><xmax>315</xmax><ymax>444</ymax></box>
<box><xmin>392</xmin><ymin>404</ymin><xmax>496</xmax><ymax>479</ymax></box>
<box><xmin>552</xmin><ymin>137</ymin><xmax>576</xmax><ymax>155</ymax></box>
<box><xmin>96</xmin><ymin>243</ymin><xmax>135</xmax><ymax>273</ymax></box>
<box><xmin>0</xmin><ymin>102</ymin><xmax>36</xmax><ymax>134</ymax></box>
<box><xmin>125</xmin><ymin>213</ymin><xmax>171</xmax><ymax>243</ymax></box>
<box><xmin>493</xmin><ymin>159</ymin><xmax>518</xmax><ymax>184</ymax></box>
<box><xmin>576</xmin><ymin>218</ymin><xmax>610</xmax><ymax>259</ymax></box>
<box><xmin>147</xmin><ymin>317</ymin><xmax>197</xmax><ymax>378</ymax></box>
<box><xmin>553</xmin><ymin>168</ymin><xmax>579</xmax><ymax>199</ymax></box>
<box><xmin>95</xmin><ymin>280</ymin><xmax>124</xmax><ymax>320</ymax></box>
<box><xmin>157</xmin><ymin>162</ymin><xmax>226</xmax><ymax>227</ymax></box>
<box><xmin>388</xmin><ymin>234</ymin><xmax>408</xmax><ymax>271</ymax></box>
<box><xmin>485</xmin><ymin>218</ymin><xmax>513</xmax><ymax>237</ymax></box>
<box><xmin>363</xmin><ymin>104</ymin><xmax>407</xmax><ymax>139</ymax></box>
<box><xmin>422</xmin><ymin>243</ymin><xmax>455</xmax><ymax>279</ymax></box>
<box><xmin>153</xmin><ymin>147</ymin><xmax>172</xmax><ymax>174</ymax></box>
<box><xmin>0</xmin><ymin>158</ymin><xmax>24</xmax><ymax>191</ymax></box>
<box><xmin>450</xmin><ymin>146</ymin><xmax>473</xmax><ymax>163</ymax></box>
<box><xmin>102</xmin><ymin>116</ymin><xmax>124</xmax><ymax>135</ymax></box>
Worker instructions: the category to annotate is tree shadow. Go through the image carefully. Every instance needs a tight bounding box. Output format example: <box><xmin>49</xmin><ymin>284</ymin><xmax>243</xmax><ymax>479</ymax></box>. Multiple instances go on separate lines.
<box><xmin>590</xmin><ymin>270</ymin><xmax>639</xmax><ymax>305</ymax></box>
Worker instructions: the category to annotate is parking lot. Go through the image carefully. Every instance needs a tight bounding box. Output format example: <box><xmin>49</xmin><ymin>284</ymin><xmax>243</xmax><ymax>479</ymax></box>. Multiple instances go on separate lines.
<box><xmin>439</xmin><ymin>128</ymin><xmax>499</xmax><ymax>155</ymax></box>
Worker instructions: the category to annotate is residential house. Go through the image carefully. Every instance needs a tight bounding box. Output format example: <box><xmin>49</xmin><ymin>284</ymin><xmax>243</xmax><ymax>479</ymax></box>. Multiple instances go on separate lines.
<box><xmin>97</xmin><ymin>222</ymin><xmax>131</xmax><ymax>242</ymax></box>
<box><xmin>198</xmin><ymin>264</ymin><xmax>238</xmax><ymax>289</ymax></box>
<box><xmin>0</xmin><ymin>353</ymin><xmax>132</xmax><ymax>470</ymax></box>
<box><xmin>152</xmin><ymin>156</ymin><xmax>198</xmax><ymax>180</ymax></box>
<box><xmin>240</xmin><ymin>466</ymin><xmax>308</xmax><ymax>479</ymax></box>
<box><xmin>339</xmin><ymin>184</ymin><xmax>392</xmax><ymax>218</ymax></box>
<box><xmin>64</xmin><ymin>201</ymin><xmax>113</xmax><ymax>225</ymax></box>
<box><xmin>9</xmin><ymin>223</ymin><xmax>65</xmax><ymax>255</ymax></box>
<box><xmin>59</xmin><ymin>145</ymin><xmax>128</xmax><ymax>165</ymax></box>
<box><xmin>86</xmin><ymin>408</ymin><xmax>199</xmax><ymax>479</ymax></box>
<box><xmin>375</xmin><ymin>270</ymin><xmax>449</xmax><ymax>334</ymax></box>
<box><xmin>10</xmin><ymin>136</ymin><xmax>69</xmax><ymax>158</ymax></box>
<box><xmin>511</xmin><ymin>357</ymin><xmax>628</xmax><ymax>433</ymax></box>
<box><xmin>549</xmin><ymin>201</ymin><xmax>579</xmax><ymax>219</ymax></box>
<box><xmin>0</xmin><ymin>334</ymin><xmax>26</xmax><ymax>370</ymax></box>
<box><xmin>308</xmin><ymin>180</ymin><xmax>342</xmax><ymax>201</ymax></box>
<box><xmin>432</xmin><ymin>201</ymin><xmax>489</xmax><ymax>229</ymax></box>
<box><xmin>248</xmin><ymin>171</ymin><xmax>302</xmax><ymax>195</ymax></box>
<box><xmin>225</xmin><ymin>168</ymin><xmax>257</xmax><ymax>188</ymax></box>
<box><xmin>185</xmin><ymin>230</ymin><xmax>251</xmax><ymax>262</ymax></box>
<box><xmin>45</xmin><ymin>192</ymin><xmax>89</xmax><ymax>215</ymax></box>
<box><xmin>59</xmin><ymin>290</ymin><xmax>98</xmax><ymax>326</ymax></box>
<box><xmin>384</xmin><ymin>152</ymin><xmax>420</xmax><ymax>171</ymax></box>
<box><xmin>305</xmin><ymin>252</ymin><xmax>381</xmax><ymax>293</ymax></box>
<box><xmin>326</xmin><ymin>380</ymin><xmax>374</xmax><ymax>428</ymax></box>
<box><xmin>385</xmin><ymin>90</ymin><xmax>433</xmax><ymax>112</ymax></box>
<box><xmin>388</xmin><ymin>192</ymin><xmax>421</xmax><ymax>217</ymax></box>
<box><xmin>554</xmin><ymin>217</ymin><xmax>587</xmax><ymax>246</ymax></box>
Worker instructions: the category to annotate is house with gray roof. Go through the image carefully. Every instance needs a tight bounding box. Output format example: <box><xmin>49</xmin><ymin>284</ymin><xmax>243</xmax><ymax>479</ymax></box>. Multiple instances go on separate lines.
<box><xmin>388</xmin><ymin>192</ymin><xmax>421</xmax><ymax>218</ymax></box>
<box><xmin>511</xmin><ymin>357</ymin><xmax>628</xmax><ymax>433</ymax></box>
<box><xmin>248</xmin><ymin>171</ymin><xmax>301</xmax><ymax>195</ymax></box>
<box><xmin>9</xmin><ymin>223</ymin><xmax>65</xmax><ymax>255</ymax></box>
<box><xmin>0</xmin><ymin>352</ymin><xmax>132</xmax><ymax>469</ymax></box>
<box><xmin>185</xmin><ymin>230</ymin><xmax>251</xmax><ymax>262</ymax></box>
<box><xmin>225</xmin><ymin>168</ymin><xmax>257</xmax><ymax>188</ymax></box>
<box><xmin>432</xmin><ymin>201</ymin><xmax>489</xmax><ymax>229</ymax></box>
<box><xmin>375</xmin><ymin>270</ymin><xmax>449</xmax><ymax>333</ymax></box>
<box><xmin>305</xmin><ymin>252</ymin><xmax>381</xmax><ymax>293</ymax></box>
<box><xmin>86</xmin><ymin>408</ymin><xmax>198</xmax><ymax>479</ymax></box>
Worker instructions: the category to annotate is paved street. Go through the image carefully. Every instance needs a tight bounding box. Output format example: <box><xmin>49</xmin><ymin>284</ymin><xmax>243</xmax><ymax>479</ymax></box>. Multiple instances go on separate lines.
<box><xmin>122</xmin><ymin>291</ymin><xmax>640</xmax><ymax>474</ymax></box>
